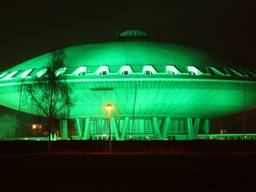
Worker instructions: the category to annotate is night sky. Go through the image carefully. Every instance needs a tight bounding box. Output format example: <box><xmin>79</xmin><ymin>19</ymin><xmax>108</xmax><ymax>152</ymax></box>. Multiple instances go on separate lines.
<box><xmin>0</xmin><ymin>0</ymin><xmax>253</xmax><ymax>70</ymax></box>
<box><xmin>0</xmin><ymin>0</ymin><xmax>254</xmax><ymax>132</ymax></box>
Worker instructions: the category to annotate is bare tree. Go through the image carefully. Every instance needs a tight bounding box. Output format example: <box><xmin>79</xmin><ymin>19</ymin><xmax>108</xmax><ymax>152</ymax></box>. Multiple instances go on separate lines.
<box><xmin>0</xmin><ymin>114</ymin><xmax>17</xmax><ymax>140</ymax></box>
<box><xmin>25</xmin><ymin>50</ymin><xmax>73</xmax><ymax>142</ymax></box>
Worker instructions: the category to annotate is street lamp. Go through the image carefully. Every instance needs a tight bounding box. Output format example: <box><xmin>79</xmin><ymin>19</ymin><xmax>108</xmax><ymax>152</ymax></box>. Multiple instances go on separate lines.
<box><xmin>105</xmin><ymin>104</ymin><xmax>113</xmax><ymax>153</ymax></box>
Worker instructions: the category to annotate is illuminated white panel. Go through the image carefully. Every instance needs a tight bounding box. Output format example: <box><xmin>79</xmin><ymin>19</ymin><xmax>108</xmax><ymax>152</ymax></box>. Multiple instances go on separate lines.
<box><xmin>143</xmin><ymin>65</ymin><xmax>156</xmax><ymax>75</ymax></box>
<box><xmin>3</xmin><ymin>71</ymin><xmax>18</xmax><ymax>80</ymax></box>
<box><xmin>166</xmin><ymin>66</ymin><xmax>181</xmax><ymax>75</ymax></box>
<box><xmin>20</xmin><ymin>69</ymin><xmax>33</xmax><ymax>78</ymax></box>
<box><xmin>73</xmin><ymin>66</ymin><xmax>87</xmax><ymax>76</ymax></box>
<box><xmin>0</xmin><ymin>72</ymin><xmax>7</xmax><ymax>79</ymax></box>
<box><xmin>208</xmin><ymin>67</ymin><xmax>224</xmax><ymax>76</ymax></box>
<box><xmin>36</xmin><ymin>68</ymin><xmax>48</xmax><ymax>78</ymax></box>
<box><xmin>55</xmin><ymin>67</ymin><xmax>67</xmax><ymax>77</ymax></box>
<box><xmin>187</xmin><ymin>66</ymin><xmax>203</xmax><ymax>75</ymax></box>
<box><xmin>119</xmin><ymin>65</ymin><xmax>133</xmax><ymax>75</ymax></box>
<box><xmin>95</xmin><ymin>66</ymin><xmax>109</xmax><ymax>75</ymax></box>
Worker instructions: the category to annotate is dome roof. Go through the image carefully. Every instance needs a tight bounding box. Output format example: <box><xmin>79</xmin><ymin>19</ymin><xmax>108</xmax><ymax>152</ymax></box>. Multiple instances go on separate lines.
<box><xmin>8</xmin><ymin>40</ymin><xmax>229</xmax><ymax>72</ymax></box>
<box><xmin>119</xmin><ymin>29</ymin><xmax>148</xmax><ymax>38</ymax></box>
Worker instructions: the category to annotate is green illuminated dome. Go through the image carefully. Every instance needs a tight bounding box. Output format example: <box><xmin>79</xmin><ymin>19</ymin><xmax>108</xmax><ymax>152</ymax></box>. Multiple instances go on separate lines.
<box><xmin>7</xmin><ymin>40</ymin><xmax>229</xmax><ymax>72</ymax></box>
<box><xmin>0</xmin><ymin>30</ymin><xmax>256</xmax><ymax>140</ymax></box>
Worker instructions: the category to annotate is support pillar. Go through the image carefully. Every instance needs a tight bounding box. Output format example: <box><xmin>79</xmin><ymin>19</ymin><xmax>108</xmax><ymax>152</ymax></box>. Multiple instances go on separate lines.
<box><xmin>121</xmin><ymin>117</ymin><xmax>129</xmax><ymax>141</ymax></box>
<box><xmin>75</xmin><ymin>118</ymin><xmax>83</xmax><ymax>138</ymax></box>
<box><xmin>202</xmin><ymin>119</ymin><xmax>210</xmax><ymax>134</ymax></box>
<box><xmin>60</xmin><ymin>119</ymin><xmax>68</xmax><ymax>140</ymax></box>
<box><xmin>110</xmin><ymin>117</ymin><xmax>120</xmax><ymax>140</ymax></box>
<box><xmin>152</xmin><ymin>117</ymin><xmax>163</xmax><ymax>140</ymax></box>
<box><xmin>83</xmin><ymin>117</ymin><xmax>90</xmax><ymax>140</ymax></box>
<box><xmin>162</xmin><ymin>117</ymin><xmax>170</xmax><ymax>140</ymax></box>
<box><xmin>187</xmin><ymin>118</ymin><xmax>200</xmax><ymax>140</ymax></box>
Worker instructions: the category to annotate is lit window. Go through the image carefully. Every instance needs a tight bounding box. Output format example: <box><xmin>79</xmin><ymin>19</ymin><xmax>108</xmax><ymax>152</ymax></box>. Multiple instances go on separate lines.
<box><xmin>73</xmin><ymin>66</ymin><xmax>87</xmax><ymax>76</ymax></box>
<box><xmin>143</xmin><ymin>65</ymin><xmax>156</xmax><ymax>75</ymax></box>
<box><xmin>20</xmin><ymin>69</ymin><xmax>33</xmax><ymax>78</ymax></box>
<box><xmin>55</xmin><ymin>67</ymin><xmax>67</xmax><ymax>77</ymax></box>
<box><xmin>36</xmin><ymin>68</ymin><xmax>48</xmax><ymax>78</ymax></box>
<box><xmin>3</xmin><ymin>71</ymin><xmax>19</xmax><ymax>80</ymax></box>
<box><xmin>95</xmin><ymin>66</ymin><xmax>109</xmax><ymax>75</ymax></box>
<box><xmin>166</xmin><ymin>66</ymin><xmax>181</xmax><ymax>75</ymax></box>
<box><xmin>119</xmin><ymin>65</ymin><xmax>133</xmax><ymax>75</ymax></box>
<box><xmin>187</xmin><ymin>66</ymin><xmax>203</xmax><ymax>75</ymax></box>
<box><xmin>32</xmin><ymin>124</ymin><xmax>42</xmax><ymax>130</ymax></box>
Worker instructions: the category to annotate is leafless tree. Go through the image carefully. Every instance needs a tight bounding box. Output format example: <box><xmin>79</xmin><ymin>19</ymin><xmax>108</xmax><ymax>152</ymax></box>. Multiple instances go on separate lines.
<box><xmin>25</xmin><ymin>50</ymin><xmax>73</xmax><ymax>142</ymax></box>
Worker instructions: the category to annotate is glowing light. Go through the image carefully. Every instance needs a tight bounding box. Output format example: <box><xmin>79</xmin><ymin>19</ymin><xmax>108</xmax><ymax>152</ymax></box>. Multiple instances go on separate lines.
<box><xmin>105</xmin><ymin>104</ymin><xmax>113</xmax><ymax>113</ymax></box>
<box><xmin>32</xmin><ymin>124</ymin><xmax>42</xmax><ymax>129</ymax></box>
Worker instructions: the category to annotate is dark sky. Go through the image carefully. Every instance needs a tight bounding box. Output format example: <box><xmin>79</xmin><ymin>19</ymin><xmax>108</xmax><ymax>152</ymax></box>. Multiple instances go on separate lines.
<box><xmin>0</xmin><ymin>0</ymin><xmax>254</xmax><ymax>132</ymax></box>
<box><xmin>0</xmin><ymin>0</ymin><xmax>254</xmax><ymax>70</ymax></box>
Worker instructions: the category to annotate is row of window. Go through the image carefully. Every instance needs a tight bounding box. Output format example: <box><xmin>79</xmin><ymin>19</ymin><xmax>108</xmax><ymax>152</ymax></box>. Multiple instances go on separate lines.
<box><xmin>0</xmin><ymin>65</ymin><xmax>255</xmax><ymax>80</ymax></box>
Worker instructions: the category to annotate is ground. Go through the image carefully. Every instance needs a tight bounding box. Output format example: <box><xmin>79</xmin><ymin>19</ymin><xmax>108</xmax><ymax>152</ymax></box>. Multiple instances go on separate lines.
<box><xmin>0</xmin><ymin>141</ymin><xmax>255</xmax><ymax>191</ymax></box>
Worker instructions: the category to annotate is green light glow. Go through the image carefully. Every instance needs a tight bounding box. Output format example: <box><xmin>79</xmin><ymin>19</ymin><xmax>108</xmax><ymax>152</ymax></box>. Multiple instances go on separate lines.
<box><xmin>0</xmin><ymin>39</ymin><xmax>255</xmax><ymax>141</ymax></box>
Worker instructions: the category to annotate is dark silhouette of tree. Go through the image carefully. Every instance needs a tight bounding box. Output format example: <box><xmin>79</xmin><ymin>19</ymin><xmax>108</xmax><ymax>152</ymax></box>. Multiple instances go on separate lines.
<box><xmin>25</xmin><ymin>50</ymin><xmax>73</xmax><ymax>142</ymax></box>
<box><xmin>0</xmin><ymin>114</ymin><xmax>17</xmax><ymax>139</ymax></box>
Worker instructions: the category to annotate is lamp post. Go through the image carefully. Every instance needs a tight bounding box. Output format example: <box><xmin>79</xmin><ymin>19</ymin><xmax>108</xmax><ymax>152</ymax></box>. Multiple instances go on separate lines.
<box><xmin>105</xmin><ymin>104</ymin><xmax>113</xmax><ymax>153</ymax></box>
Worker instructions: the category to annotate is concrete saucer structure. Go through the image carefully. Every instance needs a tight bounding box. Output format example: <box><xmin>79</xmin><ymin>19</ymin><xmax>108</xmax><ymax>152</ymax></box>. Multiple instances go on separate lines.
<box><xmin>0</xmin><ymin>30</ymin><xmax>256</xmax><ymax>140</ymax></box>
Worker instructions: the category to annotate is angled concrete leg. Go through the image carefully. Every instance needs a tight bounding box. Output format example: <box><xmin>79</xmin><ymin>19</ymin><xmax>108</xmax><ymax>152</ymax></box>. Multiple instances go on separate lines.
<box><xmin>187</xmin><ymin>118</ymin><xmax>200</xmax><ymax>140</ymax></box>
<box><xmin>75</xmin><ymin>118</ymin><xmax>83</xmax><ymax>138</ymax></box>
<box><xmin>202</xmin><ymin>119</ymin><xmax>210</xmax><ymax>134</ymax></box>
<box><xmin>162</xmin><ymin>117</ymin><xmax>170</xmax><ymax>140</ymax></box>
<box><xmin>60</xmin><ymin>119</ymin><xmax>68</xmax><ymax>140</ymax></box>
<box><xmin>152</xmin><ymin>117</ymin><xmax>163</xmax><ymax>140</ymax></box>
<box><xmin>83</xmin><ymin>117</ymin><xmax>90</xmax><ymax>140</ymax></box>
<box><xmin>120</xmin><ymin>117</ymin><xmax>129</xmax><ymax>141</ymax></box>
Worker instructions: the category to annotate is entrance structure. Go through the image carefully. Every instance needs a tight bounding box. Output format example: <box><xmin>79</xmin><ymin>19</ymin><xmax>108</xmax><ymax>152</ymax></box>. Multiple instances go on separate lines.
<box><xmin>0</xmin><ymin>30</ymin><xmax>255</xmax><ymax>140</ymax></box>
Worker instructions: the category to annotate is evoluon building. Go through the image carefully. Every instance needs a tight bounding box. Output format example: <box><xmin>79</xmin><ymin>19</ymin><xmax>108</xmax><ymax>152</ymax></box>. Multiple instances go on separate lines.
<box><xmin>0</xmin><ymin>30</ymin><xmax>255</xmax><ymax>140</ymax></box>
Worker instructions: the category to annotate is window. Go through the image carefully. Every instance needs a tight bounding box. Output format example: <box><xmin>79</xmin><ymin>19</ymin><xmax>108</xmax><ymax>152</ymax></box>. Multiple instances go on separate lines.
<box><xmin>0</xmin><ymin>72</ymin><xmax>7</xmax><ymax>79</ymax></box>
<box><xmin>73</xmin><ymin>66</ymin><xmax>87</xmax><ymax>76</ymax></box>
<box><xmin>55</xmin><ymin>67</ymin><xmax>67</xmax><ymax>77</ymax></box>
<box><xmin>119</xmin><ymin>65</ymin><xmax>133</xmax><ymax>75</ymax></box>
<box><xmin>36</xmin><ymin>68</ymin><xmax>48</xmax><ymax>78</ymax></box>
<box><xmin>20</xmin><ymin>69</ymin><xmax>33</xmax><ymax>78</ymax></box>
<box><xmin>187</xmin><ymin>66</ymin><xmax>203</xmax><ymax>76</ymax></box>
<box><xmin>143</xmin><ymin>65</ymin><xmax>156</xmax><ymax>75</ymax></box>
<box><xmin>207</xmin><ymin>67</ymin><xmax>224</xmax><ymax>76</ymax></box>
<box><xmin>166</xmin><ymin>66</ymin><xmax>180</xmax><ymax>75</ymax></box>
<box><xmin>3</xmin><ymin>71</ymin><xmax>19</xmax><ymax>80</ymax></box>
<box><xmin>95</xmin><ymin>66</ymin><xmax>109</xmax><ymax>75</ymax></box>
<box><xmin>226</xmin><ymin>68</ymin><xmax>244</xmax><ymax>77</ymax></box>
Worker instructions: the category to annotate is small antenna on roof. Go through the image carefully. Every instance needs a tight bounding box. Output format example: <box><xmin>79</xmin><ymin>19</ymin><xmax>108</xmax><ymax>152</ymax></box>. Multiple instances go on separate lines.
<box><xmin>115</xmin><ymin>28</ymin><xmax>119</xmax><ymax>39</ymax></box>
